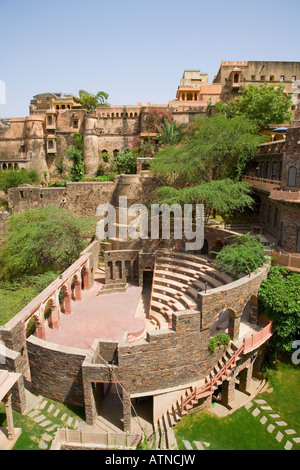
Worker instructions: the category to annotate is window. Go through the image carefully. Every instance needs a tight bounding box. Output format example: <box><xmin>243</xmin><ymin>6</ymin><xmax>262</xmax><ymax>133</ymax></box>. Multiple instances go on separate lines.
<box><xmin>292</xmin><ymin>76</ymin><xmax>296</xmax><ymax>82</ymax></box>
<box><xmin>270</xmin><ymin>75</ymin><xmax>275</xmax><ymax>81</ymax></box>
<box><xmin>233</xmin><ymin>73</ymin><xmax>239</xmax><ymax>84</ymax></box>
<box><xmin>47</xmin><ymin>116</ymin><xmax>53</xmax><ymax>126</ymax></box>
<box><xmin>267</xmin><ymin>206</ymin><xmax>272</xmax><ymax>224</ymax></box>
<box><xmin>251</xmin><ymin>75</ymin><xmax>256</xmax><ymax>81</ymax></box>
<box><xmin>73</xmin><ymin>119</ymin><xmax>78</xmax><ymax>129</ymax></box>
<box><xmin>274</xmin><ymin>208</ymin><xmax>280</xmax><ymax>228</ymax></box>
<box><xmin>271</xmin><ymin>162</ymin><xmax>278</xmax><ymax>180</ymax></box>
<box><xmin>48</xmin><ymin>140</ymin><xmax>54</xmax><ymax>150</ymax></box>
<box><xmin>20</xmin><ymin>145</ymin><xmax>26</xmax><ymax>153</ymax></box>
<box><xmin>261</xmin><ymin>75</ymin><xmax>266</xmax><ymax>81</ymax></box>
<box><xmin>288</xmin><ymin>166</ymin><xmax>297</xmax><ymax>187</ymax></box>
<box><xmin>280</xmin><ymin>75</ymin><xmax>285</xmax><ymax>82</ymax></box>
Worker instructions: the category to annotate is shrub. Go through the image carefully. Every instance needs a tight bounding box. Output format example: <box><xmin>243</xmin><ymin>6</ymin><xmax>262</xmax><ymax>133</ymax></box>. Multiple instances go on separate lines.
<box><xmin>209</xmin><ymin>334</ymin><xmax>231</xmax><ymax>355</ymax></box>
<box><xmin>0</xmin><ymin>169</ymin><xmax>40</xmax><ymax>193</ymax></box>
<box><xmin>215</xmin><ymin>233</ymin><xmax>266</xmax><ymax>278</ymax></box>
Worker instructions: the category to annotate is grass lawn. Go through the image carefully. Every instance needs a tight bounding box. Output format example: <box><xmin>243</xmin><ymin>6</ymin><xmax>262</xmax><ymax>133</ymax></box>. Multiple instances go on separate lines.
<box><xmin>0</xmin><ymin>396</ymin><xmax>85</xmax><ymax>450</ymax></box>
<box><xmin>174</xmin><ymin>357</ymin><xmax>300</xmax><ymax>451</ymax></box>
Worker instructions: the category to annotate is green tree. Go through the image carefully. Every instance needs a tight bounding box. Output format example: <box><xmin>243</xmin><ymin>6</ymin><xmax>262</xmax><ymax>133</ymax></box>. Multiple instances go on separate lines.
<box><xmin>113</xmin><ymin>150</ymin><xmax>137</xmax><ymax>174</ymax></box>
<box><xmin>214</xmin><ymin>233</ymin><xmax>266</xmax><ymax>278</ymax></box>
<box><xmin>0</xmin><ymin>169</ymin><xmax>40</xmax><ymax>193</ymax></box>
<box><xmin>76</xmin><ymin>89</ymin><xmax>109</xmax><ymax>111</ymax></box>
<box><xmin>65</xmin><ymin>132</ymin><xmax>85</xmax><ymax>181</ymax></box>
<box><xmin>258</xmin><ymin>266</ymin><xmax>300</xmax><ymax>351</ymax></box>
<box><xmin>225</xmin><ymin>83</ymin><xmax>293</xmax><ymax>130</ymax></box>
<box><xmin>152</xmin><ymin>114</ymin><xmax>264</xmax><ymax>185</ymax></box>
<box><xmin>0</xmin><ymin>205</ymin><xmax>96</xmax><ymax>281</ymax></box>
<box><xmin>155</xmin><ymin>120</ymin><xmax>186</xmax><ymax>146</ymax></box>
<box><xmin>156</xmin><ymin>179</ymin><xmax>255</xmax><ymax>220</ymax></box>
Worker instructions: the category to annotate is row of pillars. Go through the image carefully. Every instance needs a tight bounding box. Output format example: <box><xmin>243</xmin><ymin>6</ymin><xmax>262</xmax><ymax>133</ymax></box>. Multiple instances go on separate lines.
<box><xmin>107</xmin><ymin>259</ymin><xmax>138</xmax><ymax>282</ymax></box>
<box><xmin>33</xmin><ymin>267</ymin><xmax>90</xmax><ymax>340</ymax></box>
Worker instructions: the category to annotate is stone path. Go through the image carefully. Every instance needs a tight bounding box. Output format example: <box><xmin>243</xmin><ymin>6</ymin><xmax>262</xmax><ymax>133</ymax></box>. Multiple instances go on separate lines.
<box><xmin>245</xmin><ymin>398</ymin><xmax>300</xmax><ymax>450</ymax></box>
<box><xmin>182</xmin><ymin>440</ymin><xmax>210</xmax><ymax>450</ymax></box>
<box><xmin>24</xmin><ymin>397</ymin><xmax>84</xmax><ymax>450</ymax></box>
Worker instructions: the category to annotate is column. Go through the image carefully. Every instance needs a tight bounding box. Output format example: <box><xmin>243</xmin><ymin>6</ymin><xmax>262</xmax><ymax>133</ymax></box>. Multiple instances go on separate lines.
<box><xmin>51</xmin><ymin>303</ymin><xmax>60</xmax><ymax>329</ymax></box>
<box><xmin>64</xmin><ymin>290</ymin><xmax>72</xmax><ymax>315</ymax></box>
<box><xmin>74</xmin><ymin>279</ymin><xmax>82</xmax><ymax>301</ymax></box>
<box><xmin>228</xmin><ymin>310</ymin><xmax>240</xmax><ymax>341</ymax></box>
<box><xmin>122</xmin><ymin>393</ymin><xmax>131</xmax><ymax>433</ymax></box>
<box><xmin>4</xmin><ymin>393</ymin><xmax>15</xmax><ymax>441</ymax></box>
<box><xmin>83</xmin><ymin>268</ymin><xmax>90</xmax><ymax>290</ymax></box>
<box><xmin>221</xmin><ymin>377</ymin><xmax>235</xmax><ymax>408</ymax></box>
<box><xmin>239</xmin><ymin>364</ymin><xmax>253</xmax><ymax>395</ymax></box>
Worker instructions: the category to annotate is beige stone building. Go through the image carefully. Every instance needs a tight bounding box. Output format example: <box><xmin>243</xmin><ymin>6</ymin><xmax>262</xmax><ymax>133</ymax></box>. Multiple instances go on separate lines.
<box><xmin>213</xmin><ymin>60</ymin><xmax>300</xmax><ymax>104</ymax></box>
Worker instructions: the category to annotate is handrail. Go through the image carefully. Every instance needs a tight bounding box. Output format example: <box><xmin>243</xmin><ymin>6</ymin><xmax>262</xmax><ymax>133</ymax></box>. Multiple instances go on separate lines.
<box><xmin>181</xmin><ymin>322</ymin><xmax>273</xmax><ymax>414</ymax></box>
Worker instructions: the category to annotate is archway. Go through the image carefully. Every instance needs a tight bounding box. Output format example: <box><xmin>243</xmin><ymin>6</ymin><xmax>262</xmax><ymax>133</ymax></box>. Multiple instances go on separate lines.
<box><xmin>210</xmin><ymin>239</ymin><xmax>224</xmax><ymax>259</ymax></box>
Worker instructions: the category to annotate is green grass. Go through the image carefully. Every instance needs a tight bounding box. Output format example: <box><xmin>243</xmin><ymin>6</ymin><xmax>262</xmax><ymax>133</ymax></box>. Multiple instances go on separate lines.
<box><xmin>175</xmin><ymin>358</ymin><xmax>300</xmax><ymax>450</ymax></box>
<box><xmin>0</xmin><ymin>396</ymin><xmax>85</xmax><ymax>450</ymax></box>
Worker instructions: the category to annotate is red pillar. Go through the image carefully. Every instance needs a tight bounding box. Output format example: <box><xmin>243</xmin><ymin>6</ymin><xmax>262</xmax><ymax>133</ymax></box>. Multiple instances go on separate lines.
<box><xmin>74</xmin><ymin>280</ymin><xmax>82</xmax><ymax>301</ymax></box>
<box><xmin>64</xmin><ymin>291</ymin><xmax>72</xmax><ymax>315</ymax></box>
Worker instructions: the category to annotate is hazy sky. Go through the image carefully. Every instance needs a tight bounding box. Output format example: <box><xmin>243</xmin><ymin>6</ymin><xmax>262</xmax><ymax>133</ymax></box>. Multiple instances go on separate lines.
<box><xmin>0</xmin><ymin>0</ymin><xmax>299</xmax><ymax>117</ymax></box>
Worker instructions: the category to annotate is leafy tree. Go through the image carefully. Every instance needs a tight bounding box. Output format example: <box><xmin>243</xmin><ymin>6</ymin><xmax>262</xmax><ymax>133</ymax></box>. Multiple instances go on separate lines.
<box><xmin>65</xmin><ymin>132</ymin><xmax>85</xmax><ymax>181</ymax></box>
<box><xmin>214</xmin><ymin>233</ymin><xmax>266</xmax><ymax>278</ymax></box>
<box><xmin>75</xmin><ymin>89</ymin><xmax>109</xmax><ymax>111</ymax></box>
<box><xmin>155</xmin><ymin>179</ymin><xmax>255</xmax><ymax>220</ymax></box>
<box><xmin>113</xmin><ymin>150</ymin><xmax>137</xmax><ymax>174</ymax></box>
<box><xmin>258</xmin><ymin>267</ymin><xmax>300</xmax><ymax>351</ymax></box>
<box><xmin>155</xmin><ymin>120</ymin><xmax>186</xmax><ymax>146</ymax></box>
<box><xmin>0</xmin><ymin>205</ymin><xmax>96</xmax><ymax>281</ymax></box>
<box><xmin>152</xmin><ymin>114</ymin><xmax>264</xmax><ymax>185</ymax></box>
<box><xmin>0</xmin><ymin>169</ymin><xmax>40</xmax><ymax>193</ymax></box>
<box><xmin>225</xmin><ymin>83</ymin><xmax>293</xmax><ymax>130</ymax></box>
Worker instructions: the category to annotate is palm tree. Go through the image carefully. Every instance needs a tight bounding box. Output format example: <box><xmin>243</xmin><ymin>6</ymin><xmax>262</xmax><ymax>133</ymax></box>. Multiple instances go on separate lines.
<box><xmin>155</xmin><ymin>119</ymin><xmax>186</xmax><ymax>146</ymax></box>
<box><xmin>75</xmin><ymin>90</ymin><xmax>109</xmax><ymax>111</ymax></box>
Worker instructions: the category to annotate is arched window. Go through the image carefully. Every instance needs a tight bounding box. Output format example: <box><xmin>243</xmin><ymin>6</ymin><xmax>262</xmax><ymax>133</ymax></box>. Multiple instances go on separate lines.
<box><xmin>113</xmin><ymin>149</ymin><xmax>119</xmax><ymax>158</ymax></box>
<box><xmin>288</xmin><ymin>166</ymin><xmax>297</xmax><ymax>187</ymax></box>
<box><xmin>233</xmin><ymin>73</ymin><xmax>239</xmax><ymax>84</ymax></box>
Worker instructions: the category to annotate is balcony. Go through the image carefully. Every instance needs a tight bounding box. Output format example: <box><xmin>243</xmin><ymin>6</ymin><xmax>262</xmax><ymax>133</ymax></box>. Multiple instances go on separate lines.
<box><xmin>243</xmin><ymin>175</ymin><xmax>281</xmax><ymax>192</ymax></box>
<box><xmin>269</xmin><ymin>189</ymin><xmax>300</xmax><ymax>203</ymax></box>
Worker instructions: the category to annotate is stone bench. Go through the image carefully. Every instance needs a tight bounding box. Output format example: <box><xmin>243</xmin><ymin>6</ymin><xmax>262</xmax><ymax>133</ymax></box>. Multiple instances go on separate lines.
<box><xmin>154</xmin><ymin>269</ymin><xmax>194</xmax><ymax>286</ymax></box>
<box><xmin>151</xmin><ymin>292</ymin><xmax>187</xmax><ymax>312</ymax></box>
<box><xmin>152</xmin><ymin>284</ymin><xmax>197</xmax><ymax>310</ymax></box>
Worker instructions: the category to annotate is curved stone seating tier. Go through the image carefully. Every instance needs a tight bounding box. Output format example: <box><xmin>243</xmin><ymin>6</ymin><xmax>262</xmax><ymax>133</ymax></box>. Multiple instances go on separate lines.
<box><xmin>156</xmin><ymin>255</ymin><xmax>206</xmax><ymax>272</ymax></box>
<box><xmin>149</xmin><ymin>310</ymin><xmax>170</xmax><ymax>329</ymax></box>
<box><xmin>151</xmin><ymin>292</ymin><xmax>187</xmax><ymax>312</ymax></box>
<box><xmin>157</xmin><ymin>251</ymin><xmax>208</xmax><ymax>265</ymax></box>
<box><xmin>154</xmin><ymin>262</ymin><xmax>203</xmax><ymax>279</ymax></box>
<box><xmin>152</xmin><ymin>284</ymin><xmax>197</xmax><ymax>310</ymax></box>
<box><xmin>150</xmin><ymin>252</ymin><xmax>233</xmax><ymax>330</ymax></box>
<box><xmin>154</xmin><ymin>269</ymin><xmax>197</xmax><ymax>286</ymax></box>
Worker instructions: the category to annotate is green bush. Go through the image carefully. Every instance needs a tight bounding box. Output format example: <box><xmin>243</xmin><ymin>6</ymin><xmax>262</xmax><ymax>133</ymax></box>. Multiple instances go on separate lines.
<box><xmin>0</xmin><ymin>169</ymin><xmax>40</xmax><ymax>193</ymax></box>
<box><xmin>209</xmin><ymin>333</ymin><xmax>231</xmax><ymax>355</ymax></box>
<box><xmin>0</xmin><ymin>206</ymin><xmax>96</xmax><ymax>281</ymax></box>
<box><xmin>215</xmin><ymin>233</ymin><xmax>266</xmax><ymax>278</ymax></box>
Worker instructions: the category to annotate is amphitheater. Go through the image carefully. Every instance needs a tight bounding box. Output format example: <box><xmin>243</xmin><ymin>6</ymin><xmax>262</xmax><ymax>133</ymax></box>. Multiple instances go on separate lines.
<box><xmin>0</xmin><ymin>174</ymin><xmax>274</xmax><ymax>450</ymax></box>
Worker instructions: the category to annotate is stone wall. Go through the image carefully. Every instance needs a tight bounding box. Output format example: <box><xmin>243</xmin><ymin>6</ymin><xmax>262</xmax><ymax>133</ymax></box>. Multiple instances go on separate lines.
<box><xmin>7</xmin><ymin>180</ymin><xmax>117</xmax><ymax>217</ymax></box>
<box><xmin>27</xmin><ymin>336</ymin><xmax>88</xmax><ymax>407</ymax></box>
<box><xmin>0</xmin><ymin>346</ymin><xmax>26</xmax><ymax>413</ymax></box>
<box><xmin>199</xmin><ymin>264</ymin><xmax>270</xmax><ymax>330</ymax></box>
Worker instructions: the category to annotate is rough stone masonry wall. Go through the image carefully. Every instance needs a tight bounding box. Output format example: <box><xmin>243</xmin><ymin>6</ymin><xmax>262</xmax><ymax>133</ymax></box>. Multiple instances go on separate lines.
<box><xmin>27</xmin><ymin>336</ymin><xmax>88</xmax><ymax>407</ymax></box>
<box><xmin>83</xmin><ymin>311</ymin><xmax>224</xmax><ymax>397</ymax></box>
<box><xmin>199</xmin><ymin>265</ymin><xmax>269</xmax><ymax>330</ymax></box>
<box><xmin>8</xmin><ymin>180</ymin><xmax>117</xmax><ymax>217</ymax></box>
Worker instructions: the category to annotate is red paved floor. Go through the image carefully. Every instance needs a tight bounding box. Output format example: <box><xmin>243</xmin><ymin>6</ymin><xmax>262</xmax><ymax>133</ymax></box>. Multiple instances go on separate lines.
<box><xmin>44</xmin><ymin>274</ymin><xmax>145</xmax><ymax>349</ymax></box>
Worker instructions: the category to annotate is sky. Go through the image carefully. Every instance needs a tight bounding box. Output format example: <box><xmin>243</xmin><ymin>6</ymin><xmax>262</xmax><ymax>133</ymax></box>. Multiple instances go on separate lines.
<box><xmin>0</xmin><ymin>0</ymin><xmax>300</xmax><ymax>117</ymax></box>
